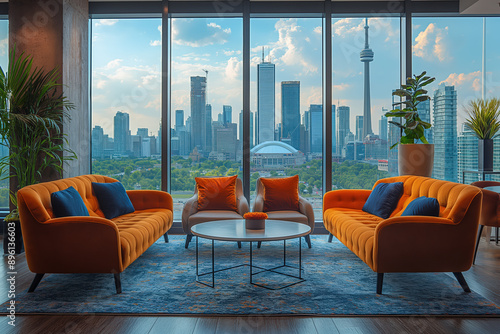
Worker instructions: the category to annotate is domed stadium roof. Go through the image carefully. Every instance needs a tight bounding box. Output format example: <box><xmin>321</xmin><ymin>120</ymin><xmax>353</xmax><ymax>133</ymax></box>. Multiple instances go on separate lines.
<box><xmin>251</xmin><ymin>141</ymin><xmax>298</xmax><ymax>154</ymax></box>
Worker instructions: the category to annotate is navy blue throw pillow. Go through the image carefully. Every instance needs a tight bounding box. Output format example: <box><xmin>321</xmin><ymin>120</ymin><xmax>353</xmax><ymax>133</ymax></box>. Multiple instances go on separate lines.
<box><xmin>362</xmin><ymin>182</ymin><xmax>404</xmax><ymax>219</ymax></box>
<box><xmin>401</xmin><ymin>196</ymin><xmax>440</xmax><ymax>217</ymax></box>
<box><xmin>92</xmin><ymin>182</ymin><xmax>135</xmax><ymax>219</ymax></box>
<box><xmin>51</xmin><ymin>186</ymin><xmax>89</xmax><ymax>218</ymax></box>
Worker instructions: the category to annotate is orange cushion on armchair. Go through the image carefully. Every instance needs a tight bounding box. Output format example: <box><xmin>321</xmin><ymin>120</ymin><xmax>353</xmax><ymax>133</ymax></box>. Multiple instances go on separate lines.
<box><xmin>196</xmin><ymin>175</ymin><xmax>238</xmax><ymax>211</ymax></box>
<box><xmin>260</xmin><ymin>175</ymin><xmax>299</xmax><ymax>212</ymax></box>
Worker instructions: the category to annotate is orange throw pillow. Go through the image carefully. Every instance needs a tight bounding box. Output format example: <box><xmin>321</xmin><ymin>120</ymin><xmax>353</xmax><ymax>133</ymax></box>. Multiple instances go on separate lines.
<box><xmin>196</xmin><ymin>175</ymin><xmax>238</xmax><ymax>211</ymax></box>
<box><xmin>261</xmin><ymin>175</ymin><xmax>299</xmax><ymax>212</ymax></box>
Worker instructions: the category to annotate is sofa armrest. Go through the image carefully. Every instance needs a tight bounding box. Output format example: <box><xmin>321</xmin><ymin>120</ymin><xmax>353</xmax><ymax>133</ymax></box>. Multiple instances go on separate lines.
<box><xmin>126</xmin><ymin>190</ymin><xmax>173</xmax><ymax>211</ymax></box>
<box><xmin>323</xmin><ymin>189</ymin><xmax>371</xmax><ymax>212</ymax></box>
<box><xmin>23</xmin><ymin>216</ymin><xmax>123</xmax><ymax>273</ymax></box>
<box><xmin>253</xmin><ymin>194</ymin><xmax>264</xmax><ymax>212</ymax></box>
<box><xmin>298</xmin><ymin>195</ymin><xmax>315</xmax><ymax>230</ymax></box>
<box><xmin>237</xmin><ymin>194</ymin><xmax>250</xmax><ymax>216</ymax></box>
<box><xmin>373</xmin><ymin>216</ymin><xmax>473</xmax><ymax>273</ymax></box>
<box><xmin>181</xmin><ymin>194</ymin><xmax>199</xmax><ymax>234</ymax></box>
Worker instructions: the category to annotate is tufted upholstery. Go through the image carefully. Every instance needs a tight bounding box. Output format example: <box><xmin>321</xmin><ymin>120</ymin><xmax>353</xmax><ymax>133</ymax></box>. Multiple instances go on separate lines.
<box><xmin>323</xmin><ymin>176</ymin><xmax>483</xmax><ymax>275</ymax></box>
<box><xmin>17</xmin><ymin>175</ymin><xmax>173</xmax><ymax>276</ymax></box>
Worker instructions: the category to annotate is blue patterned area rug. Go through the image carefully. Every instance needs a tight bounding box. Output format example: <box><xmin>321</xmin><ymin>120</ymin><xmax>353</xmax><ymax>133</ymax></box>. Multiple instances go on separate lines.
<box><xmin>6</xmin><ymin>235</ymin><xmax>500</xmax><ymax>315</ymax></box>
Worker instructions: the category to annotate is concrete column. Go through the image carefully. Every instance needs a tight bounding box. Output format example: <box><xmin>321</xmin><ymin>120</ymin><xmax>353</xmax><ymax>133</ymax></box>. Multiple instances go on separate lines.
<box><xmin>9</xmin><ymin>0</ymin><xmax>89</xmax><ymax>179</ymax></box>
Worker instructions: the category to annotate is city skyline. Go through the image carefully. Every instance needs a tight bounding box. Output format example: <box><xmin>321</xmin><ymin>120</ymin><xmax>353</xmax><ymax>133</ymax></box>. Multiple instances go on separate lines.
<box><xmin>91</xmin><ymin>17</ymin><xmax>500</xmax><ymax>140</ymax></box>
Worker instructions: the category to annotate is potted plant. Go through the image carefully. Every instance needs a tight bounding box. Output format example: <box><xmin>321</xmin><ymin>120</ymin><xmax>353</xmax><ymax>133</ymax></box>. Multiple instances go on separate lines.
<box><xmin>463</xmin><ymin>98</ymin><xmax>500</xmax><ymax>171</ymax></box>
<box><xmin>385</xmin><ymin>71</ymin><xmax>436</xmax><ymax>177</ymax></box>
<box><xmin>0</xmin><ymin>48</ymin><xmax>77</xmax><ymax>254</ymax></box>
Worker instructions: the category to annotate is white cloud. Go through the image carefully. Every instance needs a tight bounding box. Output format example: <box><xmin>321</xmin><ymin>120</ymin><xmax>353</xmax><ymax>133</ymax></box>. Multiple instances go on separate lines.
<box><xmin>223</xmin><ymin>50</ymin><xmax>241</xmax><ymax>56</ymax></box>
<box><xmin>413</xmin><ymin>23</ymin><xmax>449</xmax><ymax>62</ymax></box>
<box><xmin>172</xmin><ymin>19</ymin><xmax>231</xmax><ymax>47</ymax></box>
<box><xmin>268</xmin><ymin>19</ymin><xmax>320</xmax><ymax>75</ymax></box>
<box><xmin>225</xmin><ymin>57</ymin><xmax>242</xmax><ymax>82</ymax></box>
<box><xmin>440</xmin><ymin>71</ymin><xmax>481</xmax><ymax>91</ymax></box>
<box><xmin>95</xmin><ymin>19</ymin><xmax>118</xmax><ymax>27</ymax></box>
<box><xmin>92</xmin><ymin>63</ymin><xmax>162</xmax><ymax>136</ymax></box>
<box><xmin>150</xmin><ymin>25</ymin><xmax>162</xmax><ymax>47</ymax></box>
<box><xmin>106</xmin><ymin>59</ymin><xmax>123</xmax><ymax>69</ymax></box>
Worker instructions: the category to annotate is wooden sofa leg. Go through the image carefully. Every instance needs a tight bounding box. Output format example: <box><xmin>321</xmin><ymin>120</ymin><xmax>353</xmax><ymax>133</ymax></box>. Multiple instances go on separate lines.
<box><xmin>473</xmin><ymin>225</ymin><xmax>484</xmax><ymax>264</ymax></box>
<box><xmin>185</xmin><ymin>234</ymin><xmax>193</xmax><ymax>249</ymax></box>
<box><xmin>257</xmin><ymin>241</ymin><xmax>262</xmax><ymax>248</ymax></box>
<box><xmin>304</xmin><ymin>235</ymin><xmax>312</xmax><ymax>248</ymax></box>
<box><xmin>114</xmin><ymin>273</ymin><xmax>122</xmax><ymax>294</ymax></box>
<box><xmin>328</xmin><ymin>233</ymin><xmax>333</xmax><ymax>243</ymax></box>
<box><xmin>376</xmin><ymin>273</ymin><xmax>384</xmax><ymax>294</ymax></box>
<box><xmin>237</xmin><ymin>241</ymin><xmax>242</xmax><ymax>248</ymax></box>
<box><xmin>28</xmin><ymin>273</ymin><xmax>45</xmax><ymax>292</ymax></box>
<box><xmin>453</xmin><ymin>272</ymin><xmax>471</xmax><ymax>293</ymax></box>
<box><xmin>163</xmin><ymin>232</ymin><xmax>169</xmax><ymax>243</ymax></box>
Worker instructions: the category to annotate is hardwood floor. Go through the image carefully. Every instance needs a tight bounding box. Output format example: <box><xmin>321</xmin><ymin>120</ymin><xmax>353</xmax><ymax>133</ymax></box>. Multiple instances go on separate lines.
<box><xmin>1</xmin><ymin>236</ymin><xmax>499</xmax><ymax>334</ymax></box>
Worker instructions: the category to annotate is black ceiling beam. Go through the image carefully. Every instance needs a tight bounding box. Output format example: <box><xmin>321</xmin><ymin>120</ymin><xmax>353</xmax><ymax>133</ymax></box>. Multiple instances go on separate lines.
<box><xmin>0</xmin><ymin>3</ymin><xmax>7</xmax><ymax>16</ymax></box>
<box><xmin>88</xmin><ymin>0</ymin><xmax>461</xmax><ymax>16</ymax></box>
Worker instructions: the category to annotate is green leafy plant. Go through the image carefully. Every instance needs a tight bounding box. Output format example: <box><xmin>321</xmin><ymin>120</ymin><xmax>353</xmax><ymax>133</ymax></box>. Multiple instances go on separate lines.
<box><xmin>464</xmin><ymin>98</ymin><xmax>500</xmax><ymax>139</ymax></box>
<box><xmin>0</xmin><ymin>48</ymin><xmax>77</xmax><ymax>220</ymax></box>
<box><xmin>385</xmin><ymin>71</ymin><xmax>436</xmax><ymax>149</ymax></box>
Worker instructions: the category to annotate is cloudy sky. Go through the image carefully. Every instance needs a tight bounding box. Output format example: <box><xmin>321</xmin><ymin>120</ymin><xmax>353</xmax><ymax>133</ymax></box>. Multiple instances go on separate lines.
<box><xmin>91</xmin><ymin>17</ymin><xmax>500</xmax><ymax>139</ymax></box>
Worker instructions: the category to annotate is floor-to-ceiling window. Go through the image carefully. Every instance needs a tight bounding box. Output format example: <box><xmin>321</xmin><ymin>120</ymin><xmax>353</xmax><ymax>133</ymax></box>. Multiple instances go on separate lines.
<box><xmin>486</xmin><ymin>17</ymin><xmax>500</xmax><ymax>182</ymax></box>
<box><xmin>413</xmin><ymin>17</ymin><xmax>483</xmax><ymax>184</ymax></box>
<box><xmin>170</xmin><ymin>17</ymin><xmax>242</xmax><ymax>219</ymax></box>
<box><xmin>330</xmin><ymin>16</ymin><xmax>398</xmax><ymax>190</ymax></box>
<box><xmin>250</xmin><ymin>17</ymin><xmax>323</xmax><ymax>217</ymax></box>
<box><xmin>88</xmin><ymin>2</ymin><xmax>500</xmax><ymax>223</ymax></box>
<box><xmin>91</xmin><ymin>18</ymin><xmax>162</xmax><ymax>190</ymax></box>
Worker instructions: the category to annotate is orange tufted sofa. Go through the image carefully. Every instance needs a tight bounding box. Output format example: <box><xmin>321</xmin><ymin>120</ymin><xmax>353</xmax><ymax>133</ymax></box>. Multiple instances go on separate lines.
<box><xmin>323</xmin><ymin>175</ymin><xmax>483</xmax><ymax>294</ymax></box>
<box><xmin>17</xmin><ymin>175</ymin><xmax>173</xmax><ymax>294</ymax></box>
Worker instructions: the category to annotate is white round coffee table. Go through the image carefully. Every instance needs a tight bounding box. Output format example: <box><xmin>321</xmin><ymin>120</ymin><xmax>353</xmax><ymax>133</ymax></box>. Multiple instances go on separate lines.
<box><xmin>191</xmin><ymin>219</ymin><xmax>311</xmax><ymax>290</ymax></box>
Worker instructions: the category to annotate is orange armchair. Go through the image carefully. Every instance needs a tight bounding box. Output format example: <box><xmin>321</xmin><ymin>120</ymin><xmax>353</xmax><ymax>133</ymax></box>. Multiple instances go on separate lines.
<box><xmin>471</xmin><ymin>181</ymin><xmax>500</xmax><ymax>264</ymax></box>
<box><xmin>182</xmin><ymin>177</ymin><xmax>249</xmax><ymax>248</ymax></box>
<box><xmin>253</xmin><ymin>177</ymin><xmax>314</xmax><ymax>248</ymax></box>
<box><xmin>17</xmin><ymin>175</ymin><xmax>173</xmax><ymax>294</ymax></box>
<box><xmin>323</xmin><ymin>176</ymin><xmax>482</xmax><ymax>294</ymax></box>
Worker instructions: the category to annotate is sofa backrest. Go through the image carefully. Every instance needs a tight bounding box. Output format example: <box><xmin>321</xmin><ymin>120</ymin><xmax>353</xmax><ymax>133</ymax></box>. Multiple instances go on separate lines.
<box><xmin>374</xmin><ymin>176</ymin><xmax>482</xmax><ymax>223</ymax></box>
<box><xmin>17</xmin><ymin>174</ymin><xmax>118</xmax><ymax>223</ymax></box>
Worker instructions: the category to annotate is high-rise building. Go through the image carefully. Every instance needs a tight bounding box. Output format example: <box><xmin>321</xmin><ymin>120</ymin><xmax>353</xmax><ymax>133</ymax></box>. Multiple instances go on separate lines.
<box><xmin>379</xmin><ymin>112</ymin><xmax>388</xmax><ymax>141</ymax></box>
<box><xmin>114</xmin><ymin>111</ymin><xmax>130</xmax><ymax>155</ymax></box>
<box><xmin>458</xmin><ymin>125</ymin><xmax>479</xmax><ymax>184</ymax></box>
<box><xmin>257</xmin><ymin>57</ymin><xmax>275</xmax><ymax>143</ymax></box>
<box><xmin>360</xmin><ymin>18</ymin><xmax>374</xmax><ymax>139</ymax></box>
<box><xmin>190</xmin><ymin>76</ymin><xmax>207</xmax><ymax>153</ymax></box>
<box><xmin>281</xmin><ymin>81</ymin><xmax>300</xmax><ymax>150</ymax></box>
<box><xmin>215</xmin><ymin>123</ymin><xmax>237</xmax><ymax>160</ymax></box>
<box><xmin>417</xmin><ymin>99</ymin><xmax>432</xmax><ymax>144</ymax></box>
<box><xmin>239</xmin><ymin>110</ymin><xmax>254</xmax><ymax>148</ymax></box>
<box><xmin>137</xmin><ymin>128</ymin><xmax>148</xmax><ymax>139</ymax></box>
<box><xmin>336</xmin><ymin>106</ymin><xmax>350</xmax><ymax>155</ymax></box>
<box><xmin>92</xmin><ymin>125</ymin><xmax>104</xmax><ymax>159</ymax></box>
<box><xmin>309</xmin><ymin>104</ymin><xmax>322</xmax><ymax>153</ymax></box>
<box><xmin>223</xmin><ymin>105</ymin><xmax>232</xmax><ymax>125</ymax></box>
<box><xmin>355</xmin><ymin>115</ymin><xmax>364</xmax><ymax>142</ymax></box>
<box><xmin>175</xmin><ymin>110</ymin><xmax>184</xmax><ymax>132</ymax></box>
<box><xmin>205</xmin><ymin>104</ymin><xmax>212</xmax><ymax>154</ymax></box>
<box><xmin>433</xmin><ymin>84</ymin><xmax>457</xmax><ymax>182</ymax></box>
<box><xmin>332</xmin><ymin>105</ymin><xmax>336</xmax><ymax>155</ymax></box>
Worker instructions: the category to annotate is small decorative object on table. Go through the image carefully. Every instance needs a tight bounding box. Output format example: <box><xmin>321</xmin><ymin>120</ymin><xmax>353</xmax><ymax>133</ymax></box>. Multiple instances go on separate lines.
<box><xmin>244</xmin><ymin>212</ymin><xmax>268</xmax><ymax>230</ymax></box>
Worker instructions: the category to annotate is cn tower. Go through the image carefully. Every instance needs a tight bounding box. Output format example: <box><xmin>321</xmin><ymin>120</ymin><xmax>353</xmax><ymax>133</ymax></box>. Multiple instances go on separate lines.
<box><xmin>360</xmin><ymin>18</ymin><xmax>374</xmax><ymax>139</ymax></box>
